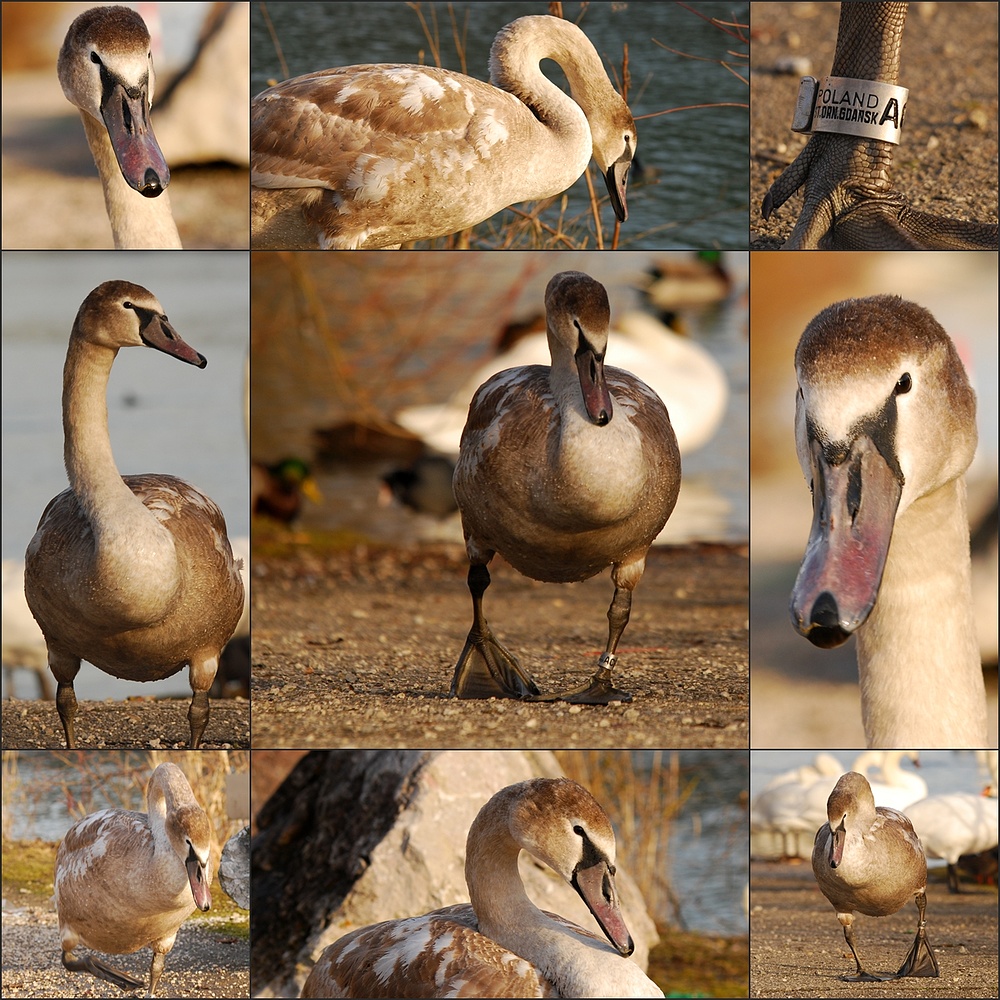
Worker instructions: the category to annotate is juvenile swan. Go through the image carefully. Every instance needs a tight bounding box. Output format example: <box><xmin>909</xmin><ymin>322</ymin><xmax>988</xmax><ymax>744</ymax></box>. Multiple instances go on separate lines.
<box><xmin>812</xmin><ymin>771</ymin><xmax>939</xmax><ymax>981</ymax></box>
<box><xmin>301</xmin><ymin>778</ymin><xmax>664</xmax><ymax>998</ymax></box>
<box><xmin>55</xmin><ymin>762</ymin><xmax>213</xmax><ymax>995</ymax></box>
<box><xmin>58</xmin><ymin>6</ymin><xmax>182</xmax><ymax>248</ymax></box>
<box><xmin>24</xmin><ymin>281</ymin><xmax>244</xmax><ymax>748</ymax></box>
<box><xmin>251</xmin><ymin>15</ymin><xmax>636</xmax><ymax>248</ymax></box>
<box><xmin>789</xmin><ymin>295</ymin><xmax>988</xmax><ymax>747</ymax></box>
<box><xmin>452</xmin><ymin>271</ymin><xmax>680</xmax><ymax>703</ymax></box>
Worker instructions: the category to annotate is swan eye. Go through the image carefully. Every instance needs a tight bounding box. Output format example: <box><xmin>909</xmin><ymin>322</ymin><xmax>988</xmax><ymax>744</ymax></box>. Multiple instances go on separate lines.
<box><xmin>572</xmin><ymin>824</ymin><xmax>585</xmax><ymax>838</ymax></box>
<box><xmin>895</xmin><ymin>373</ymin><xmax>912</xmax><ymax>394</ymax></box>
<box><xmin>123</xmin><ymin>301</ymin><xmax>134</xmax><ymax>310</ymax></box>
<box><xmin>90</xmin><ymin>51</ymin><xmax>101</xmax><ymax>65</ymax></box>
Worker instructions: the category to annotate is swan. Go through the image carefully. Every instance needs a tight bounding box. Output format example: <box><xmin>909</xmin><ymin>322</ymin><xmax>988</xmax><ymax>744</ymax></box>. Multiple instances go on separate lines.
<box><xmin>54</xmin><ymin>762</ymin><xmax>213</xmax><ymax>996</ymax></box>
<box><xmin>812</xmin><ymin>771</ymin><xmax>939</xmax><ymax>981</ymax></box>
<box><xmin>789</xmin><ymin>295</ymin><xmax>988</xmax><ymax>747</ymax></box>
<box><xmin>451</xmin><ymin>272</ymin><xmax>680</xmax><ymax>703</ymax></box>
<box><xmin>761</xmin><ymin>2</ymin><xmax>998</xmax><ymax>249</ymax></box>
<box><xmin>396</xmin><ymin>309</ymin><xmax>727</xmax><ymax>459</ymax></box>
<box><xmin>300</xmin><ymin>777</ymin><xmax>664</xmax><ymax>998</ymax></box>
<box><xmin>251</xmin><ymin>14</ymin><xmax>636</xmax><ymax>249</ymax></box>
<box><xmin>58</xmin><ymin>5</ymin><xmax>182</xmax><ymax>248</ymax></box>
<box><xmin>904</xmin><ymin>792</ymin><xmax>999</xmax><ymax>893</ymax></box>
<box><xmin>761</xmin><ymin>752</ymin><xmax>844</xmax><ymax>791</ymax></box>
<box><xmin>24</xmin><ymin>280</ymin><xmax>244</xmax><ymax>749</ymax></box>
<box><xmin>864</xmin><ymin>750</ymin><xmax>926</xmax><ymax>810</ymax></box>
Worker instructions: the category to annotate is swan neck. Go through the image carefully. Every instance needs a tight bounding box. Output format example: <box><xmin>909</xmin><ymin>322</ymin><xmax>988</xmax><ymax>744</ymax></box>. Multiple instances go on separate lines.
<box><xmin>858</xmin><ymin>477</ymin><xmax>987</xmax><ymax>746</ymax></box>
<box><xmin>79</xmin><ymin>111</ymin><xmax>182</xmax><ymax>249</ymax></box>
<box><xmin>62</xmin><ymin>334</ymin><xmax>129</xmax><ymax>517</ymax></box>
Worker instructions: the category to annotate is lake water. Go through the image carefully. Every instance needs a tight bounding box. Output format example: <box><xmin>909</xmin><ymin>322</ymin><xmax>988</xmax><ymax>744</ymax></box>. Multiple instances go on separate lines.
<box><xmin>250</xmin><ymin>1</ymin><xmax>750</xmax><ymax>250</ymax></box>
<box><xmin>1</xmin><ymin>251</ymin><xmax>250</xmax><ymax>702</ymax></box>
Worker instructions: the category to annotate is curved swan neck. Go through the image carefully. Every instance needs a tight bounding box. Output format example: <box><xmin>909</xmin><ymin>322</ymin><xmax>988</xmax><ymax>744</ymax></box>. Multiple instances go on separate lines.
<box><xmin>79</xmin><ymin>111</ymin><xmax>182</xmax><ymax>249</ymax></box>
<box><xmin>858</xmin><ymin>477</ymin><xmax>987</xmax><ymax>747</ymax></box>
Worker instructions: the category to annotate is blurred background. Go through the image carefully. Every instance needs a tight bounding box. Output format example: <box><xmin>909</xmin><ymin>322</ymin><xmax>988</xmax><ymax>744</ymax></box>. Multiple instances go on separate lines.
<box><xmin>1</xmin><ymin>251</ymin><xmax>249</xmax><ymax>705</ymax></box>
<box><xmin>251</xmin><ymin>1</ymin><xmax>749</xmax><ymax>250</ymax></box>
<box><xmin>2</xmin><ymin>1</ymin><xmax>249</xmax><ymax>248</ymax></box>
<box><xmin>749</xmin><ymin>252</ymin><xmax>999</xmax><ymax>747</ymax></box>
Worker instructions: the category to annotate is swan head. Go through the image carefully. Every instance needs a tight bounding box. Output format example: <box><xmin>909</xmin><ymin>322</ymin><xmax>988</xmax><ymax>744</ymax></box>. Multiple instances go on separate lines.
<box><xmin>149</xmin><ymin>763</ymin><xmax>214</xmax><ymax>912</ymax></box>
<box><xmin>545</xmin><ymin>271</ymin><xmax>614</xmax><ymax>426</ymax></box>
<box><xmin>58</xmin><ymin>6</ymin><xmax>171</xmax><ymax>197</ymax></box>
<box><xmin>591</xmin><ymin>110</ymin><xmax>636</xmax><ymax>223</ymax></box>
<box><xmin>789</xmin><ymin>295</ymin><xmax>977</xmax><ymax>647</ymax></box>
<box><xmin>822</xmin><ymin>772</ymin><xmax>873</xmax><ymax>868</ymax></box>
<box><xmin>74</xmin><ymin>281</ymin><xmax>206</xmax><ymax>368</ymax></box>
<box><xmin>504</xmin><ymin>778</ymin><xmax>635</xmax><ymax>958</ymax></box>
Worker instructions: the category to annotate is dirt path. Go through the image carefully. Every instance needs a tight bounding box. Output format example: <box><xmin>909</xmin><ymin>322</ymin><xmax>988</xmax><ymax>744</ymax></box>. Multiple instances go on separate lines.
<box><xmin>1</xmin><ymin>903</ymin><xmax>249</xmax><ymax>998</ymax></box>
<box><xmin>751</xmin><ymin>2</ymin><xmax>999</xmax><ymax>247</ymax></box>
<box><xmin>749</xmin><ymin>859</ymin><xmax>998</xmax><ymax>998</ymax></box>
<box><xmin>250</xmin><ymin>542</ymin><xmax>748</xmax><ymax>749</ymax></box>
<box><xmin>1</xmin><ymin>699</ymin><xmax>250</xmax><ymax>750</ymax></box>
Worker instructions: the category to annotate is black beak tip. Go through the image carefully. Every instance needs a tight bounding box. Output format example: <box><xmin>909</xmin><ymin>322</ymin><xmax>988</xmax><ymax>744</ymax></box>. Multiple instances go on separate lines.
<box><xmin>139</xmin><ymin>168</ymin><xmax>167</xmax><ymax>197</ymax></box>
<box><xmin>805</xmin><ymin>592</ymin><xmax>851</xmax><ymax>648</ymax></box>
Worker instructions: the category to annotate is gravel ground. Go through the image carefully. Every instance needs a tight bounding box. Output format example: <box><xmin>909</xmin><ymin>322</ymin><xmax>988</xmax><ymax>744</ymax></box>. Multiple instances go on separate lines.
<box><xmin>751</xmin><ymin>1</ymin><xmax>999</xmax><ymax>247</ymax></box>
<box><xmin>1</xmin><ymin>904</ymin><xmax>249</xmax><ymax>998</ymax></box>
<box><xmin>250</xmin><ymin>542</ymin><xmax>749</xmax><ymax>749</ymax></box>
<box><xmin>1</xmin><ymin>699</ymin><xmax>250</xmax><ymax>750</ymax></box>
<box><xmin>749</xmin><ymin>860</ymin><xmax>999</xmax><ymax>998</ymax></box>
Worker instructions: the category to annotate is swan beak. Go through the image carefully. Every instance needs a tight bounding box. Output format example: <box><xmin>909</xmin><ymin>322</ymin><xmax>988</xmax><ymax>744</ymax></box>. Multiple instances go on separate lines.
<box><xmin>572</xmin><ymin>858</ymin><xmax>635</xmax><ymax>957</ymax></box>
<box><xmin>139</xmin><ymin>311</ymin><xmax>207</xmax><ymax>369</ymax></box>
<box><xmin>186</xmin><ymin>849</ymin><xmax>212</xmax><ymax>912</ymax></box>
<box><xmin>604</xmin><ymin>155</ymin><xmax>630</xmax><ymax>223</ymax></box>
<box><xmin>790</xmin><ymin>431</ymin><xmax>902</xmax><ymax>647</ymax></box>
<box><xmin>575</xmin><ymin>347</ymin><xmax>613</xmax><ymax>426</ymax></box>
<box><xmin>828</xmin><ymin>818</ymin><xmax>846</xmax><ymax>868</ymax></box>
<box><xmin>100</xmin><ymin>76</ymin><xmax>170</xmax><ymax>197</ymax></box>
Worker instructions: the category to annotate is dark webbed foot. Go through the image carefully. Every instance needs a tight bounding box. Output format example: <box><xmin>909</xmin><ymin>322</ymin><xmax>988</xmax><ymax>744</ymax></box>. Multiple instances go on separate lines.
<box><xmin>63</xmin><ymin>949</ymin><xmax>145</xmax><ymax>991</ymax></box>
<box><xmin>451</xmin><ymin>626</ymin><xmax>541</xmax><ymax>699</ymax></box>
<box><xmin>895</xmin><ymin>897</ymin><xmax>939</xmax><ymax>979</ymax></box>
<box><xmin>530</xmin><ymin>654</ymin><xmax>634</xmax><ymax>705</ymax></box>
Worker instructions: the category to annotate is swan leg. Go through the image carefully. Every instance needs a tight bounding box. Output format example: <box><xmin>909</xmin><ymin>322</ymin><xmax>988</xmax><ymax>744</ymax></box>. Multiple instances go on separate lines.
<box><xmin>148</xmin><ymin>950</ymin><xmax>166</xmax><ymax>997</ymax></box>
<box><xmin>49</xmin><ymin>650</ymin><xmax>81</xmax><ymax>748</ymax></box>
<box><xmin>549</xmin><ymin>586</ymin><xmax>635</xmax><ymax>704</ymax></box>
<box><xmin>62</xmin><ymin>948</ymin><xmax>145</xmax><ymax>991</ymax></box>
<box><xmin>188</xmin><ymin>653</ymin><xmax>218</xmax><ymax>748</ymax></box>
<box><xmin>451</xmin><ymin>563</ymin><xmax>541</xmax><ymax>699</ymax></box>
<box><xmin>835</xmin><ymin>912</ymin><xmax>888</xmax><ymax>982</ymax></box>
<box><xmin>946</xmin><ymin>862</ymin><xmax>961</xmax><ymax>893</ymax></box>
<box><xmin>894</xmin><ymin>892</ymin><xmax>939</xmax><ymax>978</ymax></box>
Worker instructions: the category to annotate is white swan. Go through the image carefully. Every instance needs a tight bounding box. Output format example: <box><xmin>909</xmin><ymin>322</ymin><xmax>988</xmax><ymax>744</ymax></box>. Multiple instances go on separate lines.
<box><xmin>54</xmin><ymin>762</ymin><xmax>213</xmax><ymax>996</ymax></box>
<box><xmin>58</xmin><ymin>6</ymin><xmax>182</xmax><ymax>248</ymax></box>
<box><xmin>300</xmin><ymin>778</ymin><xmax>663</xmax><ymax>998</ymax></box>
<box><xmin>451</xmin><ymin>272</ymin><xmax>680</xmax><ymax>703</ymax></box>
<box><xmin>2</xmin><ymin>559</ymin><xmax>53</xmax><ymax>699</ymax></box>
<box><xmin>251</xmin><ymin>14</ymin><xmax>635</xmax><ymax>248</ymax></box>
<box><xmin>865</xmin><ymin>750</ymin><xmax>926</xmax><ymax>811</ymax></box>
<box><xmin>24</xmin><ymin>280</ymin><xmax>244</xmax><ymax>749</ymax></box>
<box><xmin>396</xmin><ymin>309</ymin><xmax>728</xmax><ymax>459</ymax></box>
<box><xmin>905</xmin><ymin>791</ymin><xmax>999</xmax><ymax>893</ymax></box>
<box><xmin>789</xmin><ymin>295</ymin><xmax>988</xmax><ymax>747</ymax></box>
<box><xmin>812</xmin><ymin>771</ymin><xmax>939</xmax><ymax>981</ymax></box>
